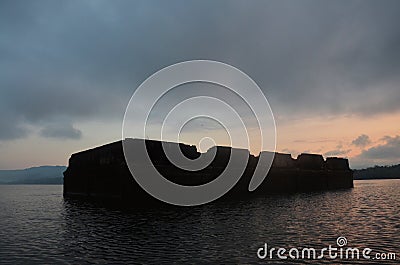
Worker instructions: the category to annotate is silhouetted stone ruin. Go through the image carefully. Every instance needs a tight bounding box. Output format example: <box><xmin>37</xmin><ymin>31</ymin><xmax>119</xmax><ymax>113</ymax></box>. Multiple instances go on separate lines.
<box><xmin>63</xmin><ymin>139</ymin><xmax>353</xmax><ymax>206</ymax></box>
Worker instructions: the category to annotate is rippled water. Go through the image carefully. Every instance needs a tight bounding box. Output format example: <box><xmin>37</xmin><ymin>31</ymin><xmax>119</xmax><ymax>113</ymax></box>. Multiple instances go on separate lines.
<box><xmin>0</xmin><ymin>180</ymin><xmax>399</xmax><ymax>264</ymax></box>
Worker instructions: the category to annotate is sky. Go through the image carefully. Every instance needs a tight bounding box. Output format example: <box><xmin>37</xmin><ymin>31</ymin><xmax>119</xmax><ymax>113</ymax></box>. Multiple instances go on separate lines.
<box><xmin>0</xmin><ymin>0</ymin><xmax>399</xmax><ymax>169</ymax></box>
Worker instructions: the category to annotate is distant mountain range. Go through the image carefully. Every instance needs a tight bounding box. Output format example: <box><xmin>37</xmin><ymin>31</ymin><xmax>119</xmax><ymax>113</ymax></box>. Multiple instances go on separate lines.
<box><xmin>0</xmin><ymin>166</ymin><xmax>66</xmax><ymax>184</ymax></box>
<box><xmin>353</xmin><ymin>164</ymin><xmax>400</xmax><ymax>180</ymax></box>
<box><xmin>0</xmin><ymin>163</ymin><xmax>398</xmax><ymax>184</ymax></box>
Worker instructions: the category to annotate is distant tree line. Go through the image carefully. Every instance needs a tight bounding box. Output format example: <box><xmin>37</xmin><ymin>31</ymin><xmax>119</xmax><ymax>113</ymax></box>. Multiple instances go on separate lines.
<box><xmin>353</xmin><ymin>164</ymin><xmax>400</xmax><ymax>180</ymax></box>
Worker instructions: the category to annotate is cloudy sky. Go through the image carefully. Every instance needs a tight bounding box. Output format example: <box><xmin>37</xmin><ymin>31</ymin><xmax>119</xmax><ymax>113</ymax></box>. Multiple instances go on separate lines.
<box><xmin>1</xmin><ymin>0</ymin><xmax>399</xmax><ymax>169</ymax></box>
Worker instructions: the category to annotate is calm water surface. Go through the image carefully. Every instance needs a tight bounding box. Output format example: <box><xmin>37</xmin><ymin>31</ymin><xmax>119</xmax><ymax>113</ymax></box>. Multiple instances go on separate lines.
<box><xmin>0</xmin><ymin>180</ymin><xmax>399</xmax><ymax>264</ymax></box>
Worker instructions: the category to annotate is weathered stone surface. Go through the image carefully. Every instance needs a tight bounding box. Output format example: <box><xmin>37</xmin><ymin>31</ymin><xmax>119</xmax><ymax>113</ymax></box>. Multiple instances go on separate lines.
<box><xmin>297</xmin><ymin>153</ymin><xmax>325</xmax><ymax>169</ymax></box>
<box><xmin>325</xmin><ymin>157</ymin><xmax>350</xmax><ymax>170</ymax></box>
<box><xmin>272</xmin><ymin>152</ymin><xmax>295</xmax><ymax>168</ymax></box>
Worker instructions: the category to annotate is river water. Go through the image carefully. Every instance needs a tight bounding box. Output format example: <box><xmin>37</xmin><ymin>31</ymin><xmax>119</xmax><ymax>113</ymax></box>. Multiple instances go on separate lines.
<box><xmin>0</xmin><ymin>180</ymin><xmax>398</xmax><ymax>264</ymax></box>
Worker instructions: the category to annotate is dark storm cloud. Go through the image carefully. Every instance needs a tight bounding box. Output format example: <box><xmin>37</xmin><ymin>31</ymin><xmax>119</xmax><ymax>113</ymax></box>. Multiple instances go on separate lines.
<box><xmin>0</xmin><ymin>117</ymin><xmax>28</xmax><ymax>140</ymax></box>
<box><xmin>352</xmin><ymin>134</ymin><xmax>371</xmax><ymax>147</ymax></box>
<box><xmin>359</xmin><ymin>135</ymin><xmax>400</xmax><ymax>159</ymax></box>
<box><xmin>1</xmin><ymin>0</ymin><xmax>400</xmax><ymax>140</ymax></box>
<box><xmin>39</xmin><ymin>123</ymin><xmax>82</xmax><ymax>140</ymax></box>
